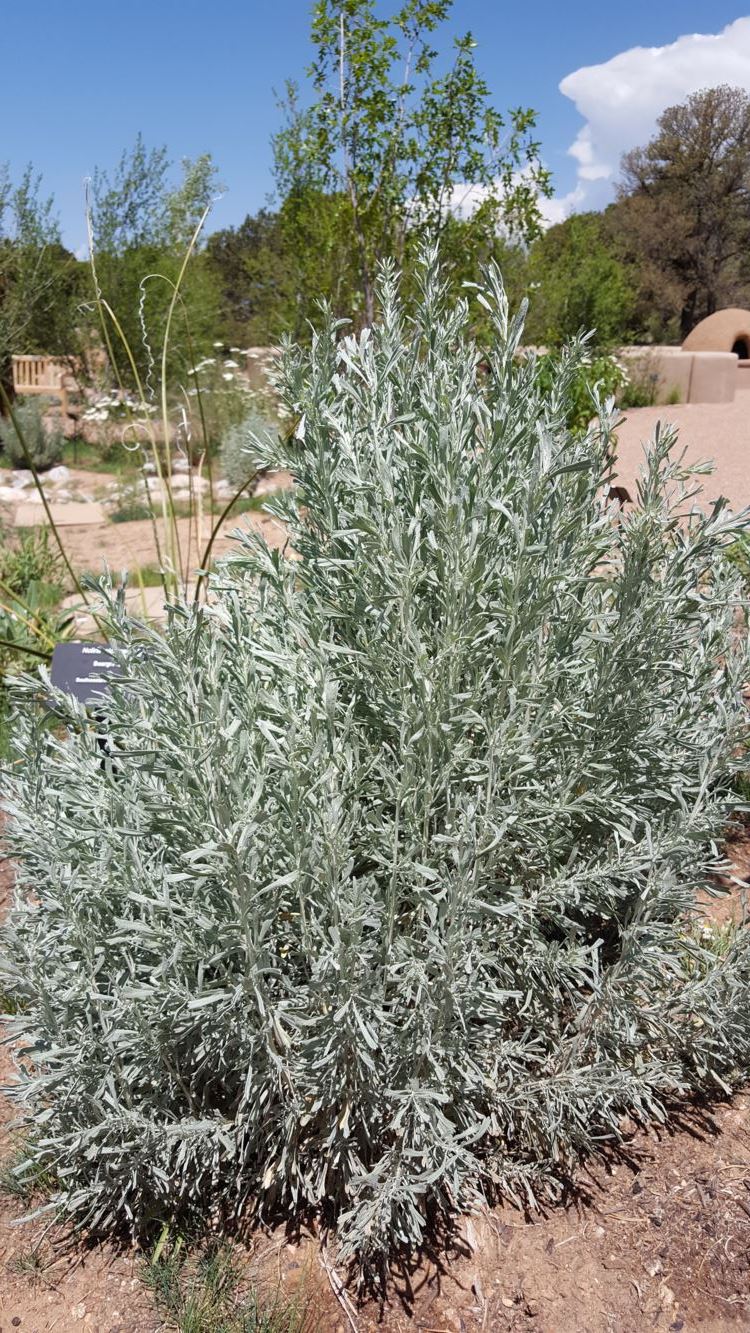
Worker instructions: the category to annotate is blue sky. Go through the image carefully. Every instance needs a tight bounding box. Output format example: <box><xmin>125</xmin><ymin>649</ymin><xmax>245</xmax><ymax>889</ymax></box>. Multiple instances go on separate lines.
<box><xmin>2</xmin><ymin>1</ymin><xmax>748</xmax><ymax>249</ymax></box>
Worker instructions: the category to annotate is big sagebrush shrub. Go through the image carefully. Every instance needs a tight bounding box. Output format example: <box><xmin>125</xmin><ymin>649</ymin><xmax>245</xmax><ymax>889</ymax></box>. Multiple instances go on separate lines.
<box><xmin>219</xmin><ymin>410</ymin><xmax>275</xmax><ymax>490</ymax></box>
<box><xmin>0</xmin><ymin>398</ymin><xmax>63</xmax><ymax>470</ymax></box>
<box><xmin>3</xmin><ymin>256</ymin><xmax>750</xmax><ymax>1261</ymax></box>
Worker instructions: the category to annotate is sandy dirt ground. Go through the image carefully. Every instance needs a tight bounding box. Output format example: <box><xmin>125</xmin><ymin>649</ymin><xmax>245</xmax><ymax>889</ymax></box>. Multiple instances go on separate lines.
<box><xmin>58</xmin><ymin>508</ymin><xmax>290</xmax><ymax>580</ymax></box>
<box><xmin>613</xmin><ymin>377</ymin><xmax>750</xmax><ymax>513</ymax></box>
<box><xmin>0</xmin><ymin>468</ymin><xmax>293</xmax><ymax>585</ymax></box>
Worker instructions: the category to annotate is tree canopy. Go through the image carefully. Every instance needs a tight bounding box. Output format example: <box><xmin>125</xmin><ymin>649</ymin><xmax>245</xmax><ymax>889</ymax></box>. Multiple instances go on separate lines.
<box><xmin>0</xmin><ymin>165</ymin><xmax>82</xmax><ymax>388</ymax></box>
<box><xmin>5</xmin><ymin>81</ymin><xmax>750</xmax><ymax>376</ymax></box>
<box><xmin>273</xmin><ymin>0</ymin><xmax>550</xmax><ymax>324</ymax></box>
<box><xmin>617</xmin><ymin>85</ymin><xmax>750</xmax><ymax>339</ymax></box>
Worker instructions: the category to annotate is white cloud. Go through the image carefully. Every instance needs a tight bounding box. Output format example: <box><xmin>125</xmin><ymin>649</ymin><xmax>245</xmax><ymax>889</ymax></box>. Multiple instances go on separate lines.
<box><xmin>445</xmin><ymin>174</ymin><xmax>584</xmax><ymax>233</ymax></box>
<box><xmin>538</xmin><ymin>185</ymin><xmax>586</xmax><ymax>227</ymax></box>
<box><xmin>554</xmin><ymin>16</ymin><xmax>750</xmax><ymax>216</ymax></box>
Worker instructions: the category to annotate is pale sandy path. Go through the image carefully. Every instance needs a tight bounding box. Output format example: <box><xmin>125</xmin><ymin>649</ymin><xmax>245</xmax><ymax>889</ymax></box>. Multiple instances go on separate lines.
<box><xmin>613</xmin><ymin>378</ymin><xmax>750</xmax><ymax>512</ymax></box>
<box><xmin>58</xmin><ymin>508</ymin><xmax>290</xmax><ymax>579</ymax></box>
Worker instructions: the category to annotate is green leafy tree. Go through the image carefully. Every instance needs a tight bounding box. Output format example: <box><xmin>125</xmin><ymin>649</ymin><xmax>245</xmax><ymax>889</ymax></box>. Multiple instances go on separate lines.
<box><xmin>0</xmin><ymin>165</ymin><xmax>82</xmax><ymax>390</ymax></box>
<box><xmin>89</xmin><ymin>136</ymin><xmax>223</xmax><ymax>386</ymax></box>
<box><xmin>207</xmin><ymin>191</ymin><xmax>361</xmax><ymax>345</ymax></box>
<box><xmin>525</xmin><ymin>211</ymin><xmax>636</xmax><ymax>348</ymax></box>
<box><xmin>617</xmin><ymin>85</ymin><xmax>750</xmax><ymax>339</ymax></box>
<box><xmin>90</xmin><ymin>135</ymin><xmax>171</xmax><ymax>253</ymax></box>
<box><xmin>207</xmin><ymin>210</ymin><xmax>283</xmax><ymax>345</ymax></box>
<box><xmin>275</xmin><ymin>0</ymin><xmax>550</xmax><ymax>324</ymax></box>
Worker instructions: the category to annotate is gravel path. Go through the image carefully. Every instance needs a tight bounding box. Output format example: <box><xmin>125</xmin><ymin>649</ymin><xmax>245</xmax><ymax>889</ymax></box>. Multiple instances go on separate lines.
<box><xmin>613</xmin><ymin>379</ymin><xmax>750</xmax><ymax>512</ymax></box>
<box><xmin>58</xmin><ymin>507</ymin><xmax>289</xmax><ymax>579</ymax></box>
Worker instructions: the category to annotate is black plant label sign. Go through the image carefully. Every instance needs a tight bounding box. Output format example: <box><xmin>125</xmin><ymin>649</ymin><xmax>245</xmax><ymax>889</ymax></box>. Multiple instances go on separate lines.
<box><xmin>50</xmin><ymin>641</ymin><xmax>118</xmax><ymax>705</ymax></box>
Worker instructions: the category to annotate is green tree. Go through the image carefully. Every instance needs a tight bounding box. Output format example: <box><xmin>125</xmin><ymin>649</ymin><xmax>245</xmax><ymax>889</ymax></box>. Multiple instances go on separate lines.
<box><xmin>207</xmin><ymin>189</ymin><xmax>361</xmax><ymax>345</ymax></box>
<box><xmin>90</xmin><ymin>135</ymin><xmax>170</xmax><ymax>253</ymax></box>
<box><xmin>525</xmin><ymin>211</ymin><xmax>636</xmax><ymax>347</ymax></box>
<box><xmin>207</xmin><ymin>209</ymin><xmax>282</xmax><ymax>345</ymax></box>
<box><xmin>0</xmin><ymin>165</ymin><xmax>82</xmax><ymax>391</ymax></box>
<box><xmin>89</xmin><ymin>136</ymin><xmax>222</xmax><ymax>385</ymax></box>
<box><xmin>617</xmin><ymin>85</ymin><xmax>750</xmax><ymax>339</ymax></box>
<box><xmin>275</xmin><ymin>0</ymin><xmax>550</xmax><ymax>324</ymax></box>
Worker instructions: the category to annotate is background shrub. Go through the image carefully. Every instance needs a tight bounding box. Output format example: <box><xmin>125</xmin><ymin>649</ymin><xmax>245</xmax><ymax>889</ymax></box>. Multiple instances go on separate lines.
<box><xmin>533</xmin><ymin>349</ymin><xmax>626</xmax><ymax>435</ymax></box>
<box><xmin>0</xmin><ymin>525</ymin><xmax>62</xmax><ymax>596</ymax></box>
<box><xmin>108</xmin><ymin>481</ymin><xmax>153</xmax><ymax>524</ymax></box>
<box><xmin>219</xmin><ymin>411</ymin><xmax>276</xmax><ymax>491</ymax></box>
<box><xmin>0</xmin><ymin>398</ymin><xmax>64</xmax><ymax>470</ymax></box>
<box><xmin>3</xmin><ymin>256</ymin><xmax>750</xmax><ymax>1264</ymax></box>
<box><xmin>0</xmin><ymin>524</ymin><xmax>66</xmax><ymax>757</ymax></box>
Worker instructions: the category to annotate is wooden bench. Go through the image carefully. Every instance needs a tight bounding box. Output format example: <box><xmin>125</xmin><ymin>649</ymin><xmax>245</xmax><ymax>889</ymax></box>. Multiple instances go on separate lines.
<box><xmin>11</xmin><ymin>355</ymin><xmax>79</xmax><ymax>421</ymax></box>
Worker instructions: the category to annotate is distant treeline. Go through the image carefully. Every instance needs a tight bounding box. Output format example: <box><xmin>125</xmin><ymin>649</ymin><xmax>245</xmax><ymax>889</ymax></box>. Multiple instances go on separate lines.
<box><xmin>2</xmin><ymin>0</ymin><xmax>749</xmax><ymax>396</ymax></box>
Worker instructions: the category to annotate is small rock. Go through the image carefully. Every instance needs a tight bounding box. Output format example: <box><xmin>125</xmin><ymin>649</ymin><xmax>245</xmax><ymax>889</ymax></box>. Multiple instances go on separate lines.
<box><xmin>10</xmin><ymin>469</ymin><xmax>33</xmax><ymax>488</ymax></box>
<box><xmin>71</xmin><ymin>1303</ymin><xmax>87</xmax><ymax>1321</ymax></box>
<box><xmin>659</xmin><ymin>1282</ymin><xmax>675</xmax><ymax>1307</ymax></box>
<box><xmin>171</xmin><ymin>457</ymin><xmax>190</xmax><ymax>473</ymax></box>
<box><xmin>170</xmin><ymin>474</ymin><xmax>209</xmax><ymax>493</ymax></box>
<box><xmin>46</xmin><ymin>464</ymin><xmax>70</xmax><ymax>483</ymax></box>
<box><xmin>501</xmin><ymin>1296</ymin><xmax>515</xmax><ymax>1308</ymax></box>
<box><xmin>644</xmin><ymin>1259</ymin><xmax>662</xmax><ymax>1277</ymax></box>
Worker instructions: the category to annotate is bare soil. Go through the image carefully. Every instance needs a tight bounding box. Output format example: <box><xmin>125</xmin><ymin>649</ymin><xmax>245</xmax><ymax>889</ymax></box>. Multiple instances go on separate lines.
<box><xmin>613</xmin><ymin>377</ymin><xmax>750</xmax><ymax>513</ymax></box>
<box><xmin>58</xmin><ymin>508</ymin><xmax>290</xmax><ymax>580</ymax></box>
<box><xmin>0</xmin><ymin>467</ymin><xmax>293</xmax><ymax>586</ymax></box>
<box><xmin>1</xmin><ymin>841</ymin><xmax>750</xmax><ymax>1332</ymax></box>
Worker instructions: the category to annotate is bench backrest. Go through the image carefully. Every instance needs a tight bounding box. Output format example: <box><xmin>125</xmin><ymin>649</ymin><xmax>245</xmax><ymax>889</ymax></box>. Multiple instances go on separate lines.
<box><xmin>12</xmin><ymin>355</ymin><xmax>69</xmax><ymax>394</ymax></box>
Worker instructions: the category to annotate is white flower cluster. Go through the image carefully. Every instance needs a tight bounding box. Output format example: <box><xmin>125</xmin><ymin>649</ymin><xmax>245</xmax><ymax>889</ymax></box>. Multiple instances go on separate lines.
<box><xmin>82</xmin><ymin>391</ymin><xmax>156</xmax><ymax>424</ymax></box>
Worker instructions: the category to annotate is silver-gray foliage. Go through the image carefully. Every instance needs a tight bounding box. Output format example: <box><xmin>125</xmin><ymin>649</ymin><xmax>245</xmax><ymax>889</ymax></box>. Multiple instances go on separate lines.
<box><xmin>3</xmin><ymin>256</ymin><xmax>750</xmax><ymax>1260</ymax></box>
<box><xmin>219</xmin><ymin>411</ymin><xmax>276</xmax><ymax>490</ymax></box>
<box><xmin>0</xmin><ymin>397</ymin><xmax>63</xmax><ymax>470</ymax></box>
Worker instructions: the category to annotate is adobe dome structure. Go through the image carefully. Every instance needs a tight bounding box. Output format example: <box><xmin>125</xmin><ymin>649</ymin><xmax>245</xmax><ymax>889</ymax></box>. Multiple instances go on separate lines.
<box><xmin>682</xmin><ymin>308</ymin><xmax>750</xmax><ymax>361</ymax></box>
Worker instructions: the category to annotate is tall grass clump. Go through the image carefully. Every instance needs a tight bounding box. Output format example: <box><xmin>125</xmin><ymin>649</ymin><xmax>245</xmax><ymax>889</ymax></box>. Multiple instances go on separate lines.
<box><xmin>2</xmin><ymin>253</ymin><xmax>750</xmax><ymax>1264</ymax></box>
